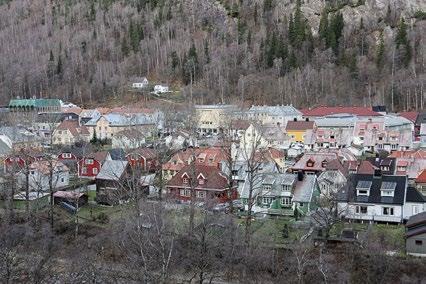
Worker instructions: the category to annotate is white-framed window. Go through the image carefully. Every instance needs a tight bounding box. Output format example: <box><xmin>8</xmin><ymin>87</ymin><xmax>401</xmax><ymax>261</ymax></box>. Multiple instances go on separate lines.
<box><xmin>412</xmin><ymin>205</ymin><xmax>420</xmax><ymax>215</ymax></box>
<box><xmin>196</xmin><ymin>191</ymin><xmax>206</xmax><ymax>198</ymax></box>
<box><xmin>383</xmin><ymin>207</ymin><xmax>394</xmax><ymax>215</ymax></box>
<box><xmin>93</xmin><ymin>168</ymin><xmax>98</xmax><ymax>175</ymax></box>
<box><xmin>381</xmin><ymin>190</ymin><xmax>394</xmax><ymax>197</ymax></box>
<box><xmin>355</xmin><ymin>205</ymin><xmax>368</xmax><ymax>214</ymax></box>
<box><xmin>63</xmin><ymin>153</ymin><xmax>72</xmax><ymax>159</ymax></box>
<box><xmin>282</xmin><ymin>184</ymin><xmax>291</xmax><ymax>191</ymax></box>
<box><xmin>281</xmin><ymin>197</ymin><xmax>292</xmax><ymax>206</ymax></box>
<box><xmin>85</xmin><ymin>159</ymin><xmax>94</xmax><ymax>165</ymax></box>
<box><xmin>180</xmin><ymin>189</ymin><xmax>191</xmax><ymax>197</ymax></box>
<box><xmin>183</xmin><ymin>177</ymin><xmax>189</xmax><ymax>184</ymax></box>
<box><xmin>81</xmin><ymin>167</ymin><xmax>87</xmax><ymax>174</ymax></box>
<box><xmin>262</xmin><ymin>197</ymin><xmax>272</xmax><ymax>204</ymax></box>
<box><xmin>198</xmin><ymin>178</ymin><xmax>204</xmax><ymax>185</ymax></box>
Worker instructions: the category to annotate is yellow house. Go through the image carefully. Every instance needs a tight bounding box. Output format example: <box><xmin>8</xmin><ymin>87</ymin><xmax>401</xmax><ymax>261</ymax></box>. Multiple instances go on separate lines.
<box><xmin>285</xmin><ymin>120</ymin><xmax>315</xmax><ymax>143</ymax></box>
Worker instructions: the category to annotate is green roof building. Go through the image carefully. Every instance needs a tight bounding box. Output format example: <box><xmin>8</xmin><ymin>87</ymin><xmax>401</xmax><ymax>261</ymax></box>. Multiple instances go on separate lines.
<box><xmin>8</xmin><ymin>98</ymin><xmax>61</xmax><ymax>113</ymax></box>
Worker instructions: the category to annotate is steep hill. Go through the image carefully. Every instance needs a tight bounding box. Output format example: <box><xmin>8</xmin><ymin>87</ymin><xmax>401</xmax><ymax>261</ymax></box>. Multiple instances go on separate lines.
<box><xmin>0</xmin><ymin>0</ymin><xmax>425</xmax><ymax>111</ymax></box>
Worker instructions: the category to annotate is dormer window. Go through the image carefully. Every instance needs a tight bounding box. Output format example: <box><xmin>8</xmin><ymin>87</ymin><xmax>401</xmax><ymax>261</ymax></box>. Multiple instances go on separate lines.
<box><xmin>263</xmin><ymin>184</ymin><xmax>272</xmax><ymax>191</ymax></box>
<box><xmin>306</xmin><ymin>159</ymin><xmax>315</xmax><ymax>167</ymax></box>
<box><xmin>183</xmin><ymin>178</ymin><xmax>189</xmax><ymax>184</ymax></box>
<box><xmin>356</xmin><ymin>180</ymin><xmax>372</xmax><ymax>196</ymax></box>
<box><xmin>198</xmin><ymin>178</ymin><xmax>205</xmax><ymax>185</ymax></box>
<box><xmin>380</xmin><ymin>181</ymin><xmax>396</xmax><ymax>197</ymax></box>
<box><xmin>321</xmin><ymin>160</ymin><xmax>328</xmax><ymax>168</ymax></box>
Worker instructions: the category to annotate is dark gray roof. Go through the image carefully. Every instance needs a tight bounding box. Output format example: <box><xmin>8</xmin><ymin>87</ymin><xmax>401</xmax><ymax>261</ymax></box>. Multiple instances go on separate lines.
<box><xmin>406</xmin><ymin>187</ymin><xmax>425</xmax><ymax>203</ymax></box>
<box><xmin>415</xmin><ymin>112</ymin><xmax>426</xmax><ymax>126</ymax></box>
<box><xmin>406</xmin><ymin>211</ymin><xmax>426</xmax><ymax>228</ymax></box>
<box><xmin>345</xmin><ymin>174</ymin><xmax>407</xmax><ymax>205</ymax></box>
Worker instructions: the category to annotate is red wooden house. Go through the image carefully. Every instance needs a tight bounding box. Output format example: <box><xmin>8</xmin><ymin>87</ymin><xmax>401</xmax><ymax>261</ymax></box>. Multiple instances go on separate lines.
<box><xmin>78</xmin><ymin>151</ymin><xmax>111</xmax><ymax>179</ymax></box>
<box><xmin>4</xmin><ymin>149</ymin><xmax>45</xmax><ymax>173</ymax></box>
<box><xmin>166</xmin><ymin>164</ymin><xmax>237</xmax><ymax>204</ymax></box>
<box><xmin>57</xmin><ymin>147</ymin><xmax>86</xmax><ymax>173</ymax></box>
<box><xmin>126</xmin><ymin>147</ymin><xmax>159</xmax><ymax>172</ymax></box>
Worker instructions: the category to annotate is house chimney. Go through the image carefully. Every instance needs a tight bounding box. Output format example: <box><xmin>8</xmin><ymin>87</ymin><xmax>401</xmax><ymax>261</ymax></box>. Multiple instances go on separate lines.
<box><xmin>297</xmin><ymin>170</ymin><xmax>304</xmax><ymax>181</ymax></box>
<box><xmin>374</xmin><ymin>169</ymin><xmax>382</xmax><ymax>178</ymax></box>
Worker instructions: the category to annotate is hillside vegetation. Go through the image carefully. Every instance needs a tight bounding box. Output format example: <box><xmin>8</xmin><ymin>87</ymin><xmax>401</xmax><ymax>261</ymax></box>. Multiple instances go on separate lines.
<box><xmin>0</xmin><ymin>0</ymin><xmax>425</xmax><ymax>111</ymax></box>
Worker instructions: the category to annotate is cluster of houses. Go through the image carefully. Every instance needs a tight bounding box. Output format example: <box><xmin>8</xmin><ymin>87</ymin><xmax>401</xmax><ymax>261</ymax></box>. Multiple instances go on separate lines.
<box><xmin>1</xmin><ymin>100</ymin><xmax>426</xmax><ymax>231</ymax></box>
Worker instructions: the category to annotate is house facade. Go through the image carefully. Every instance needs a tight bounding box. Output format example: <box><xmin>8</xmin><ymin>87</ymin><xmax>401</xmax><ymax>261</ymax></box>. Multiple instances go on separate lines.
<box><xmin>244</xmin><ymin>105</ymin><xmax>302</xmax><ymax>127</ymax></box>
<box><xmin>166</xmin><ymin>164</ymin><xmax>237</xmax><ymax>204</ymax></box>
<box><xmin>338</xmin><ymin>173</ymin><xmax>411</xmax><ymax>223</ymax></box>
<box><xmin>406</xmin><ymin>212</ymin><xmax>426</xmax><ymax>257</ymax></box>
<box><xmin>52</xmin><ymin>120</ymin><xmax>90</xmax><ymax>145</ymax></box>
<box><xmin>78</xmin><ymin>151</ymin><xmax>111</xmax><ymax>179</ymax></box>
<box><xmin>18</xmin><ymin>160</ymin><xmax>69</xmax><ymax>192</ymax></box>
<box><xmin>195</xmin><ymin>104</ymin><xmax>238</xmax><ymax>134</ymax></box>
<box><xmin>126</xmin><ymin>147</ymin><xmax>159</xmax><ymax>173</ymax></box>
<box><xmin>285</xmin><ymin>120</ymin><xmax>315</xmax><ymax>143</ymax></box>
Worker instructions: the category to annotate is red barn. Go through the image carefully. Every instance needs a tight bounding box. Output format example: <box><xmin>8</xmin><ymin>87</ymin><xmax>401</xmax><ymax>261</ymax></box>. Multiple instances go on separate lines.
<box><xmin>126</xmin><ymin>147</ymin><xmax>159</xmax><ymax>172</ymax></box>
<box><xmin>166</xmin><ymin>164</ymin><xmax>237</xmax><ymax>204</ymax></box>
<box><xmin>78</xmin><ymin>151</ymin><xmax>111</xmax><ymax>179</ymax></box>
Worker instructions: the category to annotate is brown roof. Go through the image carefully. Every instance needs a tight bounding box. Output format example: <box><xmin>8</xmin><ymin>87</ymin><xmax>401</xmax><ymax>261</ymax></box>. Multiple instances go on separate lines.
<box><xmin>86</xmin><ymin>151</ymin><xmax>110</xmax><ymax>163</ymax></box>
<box><xmin>398</xmin><ymin>111</ymin><xmax>418</xmax><ymax>123</ymax></box>
<box><xmin>326</xmin><ymin>159</ymin><xmax>348</xmax><ymax>176</ymax></box>
<box><xmin>61</xmin><ymin>107</ymin><xmax>82</xmax><ymax>115</ymax></box>
<box><xmin>29</xmin><ymin>160</ymin><xmax>69</xmax><ymax>175</ymax></box>
<box><xmin>356</xmin><ymin>160</ymin><xmax>377</xmax><ymax>175</ymax></box>
<box><xmin>166</xmin><ymin>164</ymin><xmax>229</xmax><ymax>191</ymax></box>
<box><xmin>129</xmin><ymin>147</ymin><xmax>157</xmax><ymax>159</ymax></box>
<box><xmin>57</xmin><ymin>120</ymin><xmax>90</xmax><ymax>137</ymax></box>
<box><xmin>285</xmin><ymin>121</ymin><xmax>315</xmax><ymax>131</ymax></box>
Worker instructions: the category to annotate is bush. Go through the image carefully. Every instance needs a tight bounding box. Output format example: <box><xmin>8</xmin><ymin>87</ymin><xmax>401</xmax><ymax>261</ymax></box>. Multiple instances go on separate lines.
<box><xmin>414</xmin><ymin>10</ymin><xmax>426</xmax><ymax>20</ymax></box>
<box><xmin>96</xmin><ymin>212</ymin><xmax>109</xmax><ymax>224</ymax></box>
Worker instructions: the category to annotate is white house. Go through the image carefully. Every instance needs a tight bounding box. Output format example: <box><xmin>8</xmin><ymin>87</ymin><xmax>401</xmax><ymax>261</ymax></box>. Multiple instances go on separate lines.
<box><xmin>337</xmin><ymin>173</ymin><xmax>417</xmax><ymax>223</ymax></box>
<box><xmin>112</xmin><ymin>129</ymin><xmax>147</xmax><ymax>149</ymax></box>
<box><xmin>132</xmin><ymin>77</ymin><xmax>149</xmax><ymax>89</ymax></box>
<box><xmin>19</xmin><ymin>160</ymin><xmax>70</xmax><ymax>192</ymax></box>
<box><xmin>153</xmin><ymin>85</ymin><xmax>169</xmax><ymax>94</ymax></box>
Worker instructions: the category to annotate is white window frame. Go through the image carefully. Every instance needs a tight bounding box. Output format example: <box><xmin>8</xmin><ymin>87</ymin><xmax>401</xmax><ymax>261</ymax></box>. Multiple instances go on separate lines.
<box><xmin>281</xmin><ymin>197</ymin><xmax>292</xmax><ymax>206</ymax></box>
<box><xmin>262</xmin><ymin>197</ymin><xmax>272</xmax><ymax>205</ymax></box>
<box><xmin>382</xmin><ymin>207</ymin><xmax>394</xmax><ymax>216</ymax></box>
<box><xmin>196</xmin><ymin>191</ymin><xmax>206</xmax><ymax>198</ymax></box>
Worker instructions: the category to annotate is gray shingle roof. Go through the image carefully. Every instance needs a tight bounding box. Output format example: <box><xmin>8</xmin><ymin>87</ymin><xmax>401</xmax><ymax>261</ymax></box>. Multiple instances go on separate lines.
<box><xmin>96</xmin><ymin>160</ymin><xmax>128</xmax><ymax>181</ymax></box>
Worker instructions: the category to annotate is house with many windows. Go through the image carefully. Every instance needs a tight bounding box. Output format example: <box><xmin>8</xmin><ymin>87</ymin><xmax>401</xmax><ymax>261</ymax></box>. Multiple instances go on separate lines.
<box><xmin>337</xmin><ymin>173</ymin><xmax>420</xmax><ymax>223</ymax></box>
<box><xmin>195</xmin><ymin>104</ymin><xmax>238</xmax><ymax>134</ymax></box>
<box><xmin>254</xmin><ymin>172</ymin><xmax>319</xmax><ymax>216</ymax></box>
<box><xmin>166</xmin><ymin>164</ymin><xmax>237</xmax><ymax>204</ymax></box>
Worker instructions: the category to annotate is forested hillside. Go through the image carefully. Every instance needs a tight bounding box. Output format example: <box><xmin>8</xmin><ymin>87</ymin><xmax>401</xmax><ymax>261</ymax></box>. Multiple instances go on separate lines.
<box><xmin>0</xmin><ymin>0</ymin><xmax>425</xmax><ymax>110</ymax></box>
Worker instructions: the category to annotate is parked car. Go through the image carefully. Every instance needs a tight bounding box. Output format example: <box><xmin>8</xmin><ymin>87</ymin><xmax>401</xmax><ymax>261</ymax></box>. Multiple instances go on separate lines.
<box><xmin>212</xmin><ymin>203</ymin><xmax>229</xmax><ymax>213</ymax></box>
<box><xmin>231</xmin><ymin>200</ymin><xmax>244</xmax><ymax>211</ymax></box>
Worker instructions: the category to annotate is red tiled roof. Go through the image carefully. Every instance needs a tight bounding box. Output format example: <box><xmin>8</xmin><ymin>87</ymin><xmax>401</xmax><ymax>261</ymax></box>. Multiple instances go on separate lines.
<box><xmin>389</xmin><ymin>150</ymin><xmax>426</xmax><ymax>159</ymax></box>
<box><xmin>416</xmin><ymin>170</ymin><xmax>426</xmax><ymax>183</ymax></box>
<box><xmin>301</xmin><ymin>106</ymin><xmax>381</xmax><ymax>117</ymax></box>
<box><xmin>166</xmin><ymin>164</ymin><xmax>229</xmax><ymax>190</ymax></box>
<box><xmin>285</xmin><ymin>121</ymin><xmax>315</xmax><ymax>131</ymax></box>
<box><xmin>398</xmin><ymin>111</ymin><xmax>418</xmax><ymax>123</ymax></box>
<box><xmin>357</xmin><ymin>160</ymin><xmax>377</xmax><ymax>175</ymax></box>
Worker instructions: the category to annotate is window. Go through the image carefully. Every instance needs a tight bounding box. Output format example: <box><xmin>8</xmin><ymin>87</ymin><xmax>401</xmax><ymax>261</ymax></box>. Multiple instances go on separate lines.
<box><xmin>85</xmin><ymin>159</ymin><xmax>94</xmax><ymax>165</ymax></box>
<box><xmin>355</xmin><ymin>206</ymin><xmax>368</xmax><ymax>214</ymax></box>
<box><xmin>180</xmin><ymin>189</ymin><xmax>191</xmax><ymax>197</ymax></box>
<box><xmin>383</xmin><ymin>207</ymin><xmax>394</xmax><ymax>215</ymax></box>
<box><xmin>299</xmin><ymin>203</ymin><xmax>304</xmax><ymax>207</ymax></box>
<box><xmin>93</xmin><ymin>168</ymin><xmax>98</xmax><ymax>175</ymax></box>
<box><xmin>63</xmin><ymin>153</ymin><xmax>72</xmax><ymax>159</ymax></box>
<box><xmin>30</xmin><ymin>170</ymin><xmax>35</xmax><ymax>175</ymax></box>
<box><xmin>415</xmin><ymin>240</ymin><xmax>423</xmax><ymax>246</ymax></box>
<box><xmin>81</xmin><ymin>167</ymin><xmax>87</xmax><ymax>174</ymax></box>
<box><xmin>183</xmin><ymin>178</ymin><xmax>189</xmax><ymax>184</ymax></box>
<box><xmin>61</xmin><ymin>177</ymin><xmax>64</xmax><ymax>182</ymax></box>
<box><xmin>262</xmin><ymin>197</ymin><xmax>272</xmax><ymax>204</ymax></box>
<box><xmin>282</xmin><ymin>184</ymin><xmax>291</xmax><ymax>191</ymax></box>
<box><xmin>263</xmin><ymin>184</ymin><xmax>272</xmax><ymax>191</ymax></box>
<box><xmin>58</xmin><ymin>130</ymin><xmax>62</xmax><ymax>135</ymax></box>
<box><xmin>196</xmin><ymin>191</ymin><xmax>206</xmax><ymax>198</ymax></box>
<box><xmin>412</xmin><ymin>205</ymin><xmax>420</xmax><ymax>215</ymax></box>
<box><xmin>281</xmin><ymin>197</ymin><xmax>292</xmax><ymax>206</ymax></box>
<box><xmin>198</xmin><ymin>178</ymin><xmax>204</xmax><ymax>185</ymax></box>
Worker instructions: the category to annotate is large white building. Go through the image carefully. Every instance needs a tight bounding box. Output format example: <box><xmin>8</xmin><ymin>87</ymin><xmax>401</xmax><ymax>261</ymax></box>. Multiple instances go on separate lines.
<box><xmin>195</xmin><ymin>104</ymin><xmax>238</xmax><ymax>134</ymax></box>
